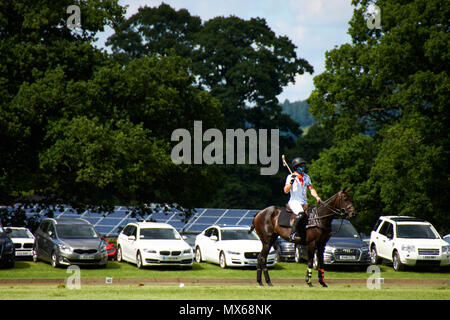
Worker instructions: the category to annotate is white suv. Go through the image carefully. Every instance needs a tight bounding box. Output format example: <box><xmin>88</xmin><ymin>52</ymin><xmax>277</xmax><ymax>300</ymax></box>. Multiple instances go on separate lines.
<box><xmin>370</xmin><ymin>216</ymin><xmax>450</xmax><ymax>271</ymax></box>
<box><xmin>117</xmin><ymin>222</ymin><xmax>194</xmax><ymax>268</ymax></box>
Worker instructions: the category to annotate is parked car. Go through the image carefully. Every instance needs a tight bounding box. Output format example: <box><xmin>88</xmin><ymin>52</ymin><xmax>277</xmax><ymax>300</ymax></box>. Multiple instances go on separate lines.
<box><xmin>101</xmin><ymin>236</ymin><xmax>117</xmax><ymax>260</ymax></box>
<box><xmin>5</xmin><ymin>227</ymin><xmax>35</xmax><ymax>259</ymax></box>
<box><xmin>117</xmin><ymin>222</ymin><xmax>194</xmax><ymax>268</ymax></box>
<box><xmin>0</xmin><ymin>222</ymin><xmax>15</xmax><ymax>268</ymax></box>
<box><xmin>370</xmin><ymin>216</ymin><xmax>450</xmax><ymax>271</ymax></box>
<box><xmin>273</xmin><ymin>237</ymin><xmax>295</xmax><ymax>262</ymax></box>
<box><xmin>443</xmin><ymin>234</ymin><xmax>450</xmax><ymax>244</ymax></box>
<box><xmin>195</xmin><ymin>225</ymin><xmax>277</xmax><ymax>268</ymax></box>
<box><xmin>180</xmin><ymin>233</ymin><xmax>197</xmax><ymax>248</ymax></box>
<box><xmin>33</xmin><ymin>218</ymin><xmax>108</xmax><ymax>268</ymax></box>
<box><xmin>295</xmin><ymin>219</ymin><xmax>370</xmax><ymax>269</ymax></box>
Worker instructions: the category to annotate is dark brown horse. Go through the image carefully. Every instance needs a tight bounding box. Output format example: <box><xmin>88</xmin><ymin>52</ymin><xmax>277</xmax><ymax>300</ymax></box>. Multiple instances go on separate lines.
<box><xmin>250</xmin><ymin>188</ymin><xmax>355</xmax><ymax>287</ymax></box>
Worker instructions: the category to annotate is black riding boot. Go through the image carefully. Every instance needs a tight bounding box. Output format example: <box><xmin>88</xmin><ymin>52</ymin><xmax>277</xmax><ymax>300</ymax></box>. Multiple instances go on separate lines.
<box><xmin>289</xmin><ymin>212</ymin><xmax>306</xmax><ymax>242</ymax></box>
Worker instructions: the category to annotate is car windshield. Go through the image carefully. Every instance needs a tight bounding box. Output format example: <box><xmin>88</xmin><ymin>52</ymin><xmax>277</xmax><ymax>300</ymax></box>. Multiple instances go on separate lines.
<box><xmin>56</xmin><ymin>225</ymin><xmax>99</xmax><ymax>239</ymax></box>
<box><xmin>221</xmin><ymin>229</ymin><xmax>259</xmax><ymax>241</ymax></box>
<box><xmin>8</xmin><ymin>229</ymin><xmax>33</xmax><ymax>238</ymax></box>
<box><xmin>332</xmin><ymin>222</ymin><xmax>359</xmax><ymax>238</ymax></box>
<box><xmin>396</xmin><ymin>224</ymin><xmax>439</xmax><ymax>239</ymax></box>
<box><xmin>140</xmin><ymin>228</ymin><xmax>181</xmax><ymax>240</ymax></box>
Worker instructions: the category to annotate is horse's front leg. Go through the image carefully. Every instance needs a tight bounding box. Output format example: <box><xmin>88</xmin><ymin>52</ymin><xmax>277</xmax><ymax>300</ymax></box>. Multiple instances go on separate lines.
<box><xmin>305</xmin><ymin>242</ymin><xmax>314</xmax><ymax>287</ymax></box>
<box><xmin>316</xmin><ymin>245</ymin><xmax>328</xmax><ymax>288</ymax></box>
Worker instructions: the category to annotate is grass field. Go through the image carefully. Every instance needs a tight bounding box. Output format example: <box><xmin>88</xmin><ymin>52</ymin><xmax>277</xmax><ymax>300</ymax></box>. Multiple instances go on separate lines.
<box><xmin>1</xmin><ymin>260</ymin><xmax>448</xmax><ymax>280</ymax></box>
<box><xmin>0</xmin><ymin>260</ymin><xmax>448</xmax><ymax>300</ymax></box>
<box><xmin>1</xmin><ymin>284</ymin><xmax>449</xmax><ymax>300</ymax></box>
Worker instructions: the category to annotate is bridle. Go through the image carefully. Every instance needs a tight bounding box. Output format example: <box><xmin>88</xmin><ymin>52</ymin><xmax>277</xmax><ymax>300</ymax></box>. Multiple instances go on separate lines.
<box><xmin>316</xmin><ymin>191</ymin><xmax>353</xmax><ymax>220</ymax></box>
<box><xmin>312</xmin><ymin>191</ymin><xmax>353</xmax><ymax>234</ymax></box>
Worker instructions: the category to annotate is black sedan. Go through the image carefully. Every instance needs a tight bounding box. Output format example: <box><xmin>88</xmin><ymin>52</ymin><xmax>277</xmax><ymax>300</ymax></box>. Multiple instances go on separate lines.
<box><xmin>295</xmin><ymin>219</ymin><xmax>370</xmax><ymax>270</ymax></box>
<box><xmin>273</xmin><ymin>237</ymin><xmax>295</xmax><ymax>262</ymax></box>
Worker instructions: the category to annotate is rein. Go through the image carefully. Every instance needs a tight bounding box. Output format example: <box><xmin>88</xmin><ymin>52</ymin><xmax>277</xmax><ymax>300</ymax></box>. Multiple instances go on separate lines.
<box><xmin>316</xmin><ymin>192</ymin><xmax>347</xmax><ymax>219</ymax></box>
<box><xmin>312</xmin><ymin>192</ymin><xmax>350</xmax><ymax>234</ymax></box>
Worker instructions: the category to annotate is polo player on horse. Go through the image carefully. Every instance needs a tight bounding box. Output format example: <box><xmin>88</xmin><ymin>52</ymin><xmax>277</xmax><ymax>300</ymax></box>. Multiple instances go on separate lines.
<box><xmin>284</xmin><ymin>157</ymin><xmax>321</xmax><ymax>242</ymax></box>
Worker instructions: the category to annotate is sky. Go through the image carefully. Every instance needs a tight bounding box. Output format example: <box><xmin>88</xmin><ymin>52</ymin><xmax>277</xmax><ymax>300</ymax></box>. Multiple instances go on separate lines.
<box><xmin>95</xmin><ymin>0</ymin><xmax>355</xmax><ymax>103</ymax></box>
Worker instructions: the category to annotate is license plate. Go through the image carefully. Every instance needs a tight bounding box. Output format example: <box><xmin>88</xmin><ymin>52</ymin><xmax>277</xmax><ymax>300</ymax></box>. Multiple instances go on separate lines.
<box><xmin>162</xmin><ymin>256</ymin><xmax>177</xmax><ymax>261</ymax></box>
<box><xmin>16</xmin><ymin>251</ymin><xmax>32</xmax><ymax>256</ymax></box>
<box><xmin>339</xmin><ymin>255</ymin><xmax>356</xmax><ymax>260</ymax></box>
<box><xmin>79</xmin><ymin>255</ymin><xmax>95</xmax><ymax>260</ymax></box>
<box><xmin>422</xmin><ymin>256</ymin><xmax>437</xmax><ymax>259</ymax></box>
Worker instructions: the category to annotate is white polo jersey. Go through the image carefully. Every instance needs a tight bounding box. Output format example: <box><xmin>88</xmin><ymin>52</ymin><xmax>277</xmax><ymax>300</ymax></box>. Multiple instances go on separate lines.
<box><xmin>285</xmin><ymin>173</ymin><xmax>312</xmax><ymax>214</ymax></box>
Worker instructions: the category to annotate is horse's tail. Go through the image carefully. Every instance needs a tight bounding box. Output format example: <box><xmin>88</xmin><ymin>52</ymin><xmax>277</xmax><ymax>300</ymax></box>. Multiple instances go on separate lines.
<box><xmin>248</xmin><ymin>213</ymin><xmax>258</xmax><ymax>233</ymax></box>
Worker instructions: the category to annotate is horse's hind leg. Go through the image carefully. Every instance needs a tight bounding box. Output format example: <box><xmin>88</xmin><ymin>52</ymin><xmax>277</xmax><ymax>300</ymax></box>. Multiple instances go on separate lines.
<box><xmin>257</xmin><ymin>244</ymin><xmax>273</xmax><ymax>287</ymax></box>
<box><xmin>258</xmin><ymin>234</ymin><xmax>277</xmax><ymax>287</ymax></box>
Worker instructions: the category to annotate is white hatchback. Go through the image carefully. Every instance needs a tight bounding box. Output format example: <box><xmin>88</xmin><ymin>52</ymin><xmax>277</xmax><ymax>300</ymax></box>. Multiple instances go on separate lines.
<box><xmin>369</xmin><ymin>216</ymin><xmax>450</xmax><ymax>271</ymax></box>
<box><xmin>194</xmin><ymin>225</ymin><xmax>276</xmax><ymax>268</ymax></box>
<box><xmin>6</xmin><ymin>227</ymin><xmax>35</xmax><ymax>258</ymax></box>
<box><xmin>117</xmin><ymin>222</ymin><xmax>194</xmax><ymax>268</ymax></box>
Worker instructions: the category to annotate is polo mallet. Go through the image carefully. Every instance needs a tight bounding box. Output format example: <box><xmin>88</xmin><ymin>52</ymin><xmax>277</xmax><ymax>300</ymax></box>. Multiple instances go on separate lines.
<box><xmin>282</xmin><ymin>154</ymin><xmax>293</xmax><ymax>174</ymax></box>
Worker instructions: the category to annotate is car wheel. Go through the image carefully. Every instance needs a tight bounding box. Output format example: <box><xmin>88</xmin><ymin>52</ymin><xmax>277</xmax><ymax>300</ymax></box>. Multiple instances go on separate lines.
<box><xmin>136</xmin><ymin>251</ymin><xmax>143</xmax><ymax>269</ymax></box>
<box><xmin>294</xmin><ymin>245</ymin><xmax>302</xmax><ymax>263</ymax></box>
<box><xmin>275</xmin><ymin>250</ymin><xmax>281</xmax><ymax>263</ymax></box>
<box><xmin>51</xmin><ymin>251</ymin><xmax>59</xmax><ymax>268</ymax></box>
<box><xmin>370</xmin><ymin>245</ymin><xmax>381</xmax><ymax>265</ymax></box>
<box><xmin>392</xmin><ymin>251</ymin><xmax>404</xmax><ymax>271</ymax></box>
<box><xmin>313</xmin><ymin>250</ymin><xmax>319</xmax><ymax>270</ymax></box>
<box><xmin>117</xmin><ymin>246</ymin><xmax>123</xmax><ymax>262</ymax></box>
<box><xmin>32</xmin><ymin>246</ymin><xmax>39</xmax><ymax>263</ymax></box>
<box><xmin>195</xmin><ymin>246</ymin><xmax>202</xmax><ymax>263</ymax></box>
<box><xmin>219</xmin><ymin>251</ymin><xmax>227</xmax><ymax>269</ymax></box>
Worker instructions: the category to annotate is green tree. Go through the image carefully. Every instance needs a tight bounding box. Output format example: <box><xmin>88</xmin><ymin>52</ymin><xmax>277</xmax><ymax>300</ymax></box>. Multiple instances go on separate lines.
<box><xmin>108</xmin><ymin>4</ymin><xmax>312</xmax><ymax>137</ymax></box>
<box><xmin>107</xmin><ymin>3</ymin><xmax>202</xmax><ymax>60</ymax></box>
<box><xmin>0</xmin><ymin>0</ymin><xmax>126</xmax><ymax>207</ymax></box>
<box><xmin>307</xmin><ymin>0</ymin><xmax>449</xmax><ymax>231</ymax></box>
<box><xmin>0</xmin><ymin>1</ymin><xmax>224</xmax><ymax>219</ymax></box>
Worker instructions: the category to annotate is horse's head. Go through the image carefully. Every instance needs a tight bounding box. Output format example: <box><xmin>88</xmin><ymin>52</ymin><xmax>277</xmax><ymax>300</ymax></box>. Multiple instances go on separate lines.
<box><xmin>336</xmin><ymin>187</ymin><xmax>356</xmax><ymax>219</ymax></box>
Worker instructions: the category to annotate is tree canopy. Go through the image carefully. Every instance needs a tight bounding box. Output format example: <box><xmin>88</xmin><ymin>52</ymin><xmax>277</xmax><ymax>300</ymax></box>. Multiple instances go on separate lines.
<box><xmin>307</xmin><ymin>0</ymin><xmax>449</xmax><ymax>233</ymax></box>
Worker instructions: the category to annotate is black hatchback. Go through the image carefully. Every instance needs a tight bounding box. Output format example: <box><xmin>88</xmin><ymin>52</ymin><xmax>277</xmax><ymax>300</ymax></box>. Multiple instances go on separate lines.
<box><xmin>0</xmin><ymin>222</ymin><xmax>15</xmax><ymax>268</ymax></box>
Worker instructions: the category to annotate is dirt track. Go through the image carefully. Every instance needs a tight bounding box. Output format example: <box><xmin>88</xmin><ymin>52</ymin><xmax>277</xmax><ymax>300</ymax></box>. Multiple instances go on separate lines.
<box><xmin>0</xmin><ymin>277</ymin><xmax>448</xmax><ymax>286</ymax></box>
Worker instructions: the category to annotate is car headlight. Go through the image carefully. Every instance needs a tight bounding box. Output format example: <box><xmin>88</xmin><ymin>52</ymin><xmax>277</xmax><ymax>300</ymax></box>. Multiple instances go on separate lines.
<box><xmin>401</xmin><ymin>244</ymin><xmax>415</xmax><ymax>252</ymax></box>
<box><xmin>59</xmin><ymin>244</ymin><xmax>72</xmax><ymax>254</ymax></box>
<box><xmin>227</xmin><ymin>251</ymin><xmax>240</xmax><ymax>255</ymax></box>
<box><xmin>100</xmin><ymin>246</ymin><xmax>107</xmax><ymax>253</ymax></box>
<box><xmin>144</xmin><ymin>249</ymin><xmax>157</xmax><ymax>254</ymax></box>
<box><xmin>324</xmin><ymin>246</ymin><xmax>334</xmax><ymax>254</ymax></box>
<box><xmin>442</xmin><ymin>246</ymin><xmax>450</xmax><ymax>254</ymax></box>
<box><xmin>183</xmin><ymin>249</ymin><xmax>192</xmax><ymax>254</ymax></box>
<box><xmin>269</xmin><ymin>249</ymin><xmax>276</xmax><ymax>255</ymax></box>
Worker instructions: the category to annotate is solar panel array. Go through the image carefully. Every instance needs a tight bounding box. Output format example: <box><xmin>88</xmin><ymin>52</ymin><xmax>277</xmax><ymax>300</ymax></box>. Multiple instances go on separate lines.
<box><xmin>9</xmin><ymin>205</ymin><xmax>259</xmax><ymax>236</ymax></box>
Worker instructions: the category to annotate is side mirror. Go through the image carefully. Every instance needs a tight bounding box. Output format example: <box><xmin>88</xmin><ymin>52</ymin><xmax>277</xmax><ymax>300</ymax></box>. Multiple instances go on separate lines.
<box><xmin>182</xmin><ymin>235</ymin><xmax>187</xmax><ymax>240</ymax></box>
<box><xmin>48</xmin><ymin>230</ymin><xmax>53</xmax><ymax>238</ymax></box>
<box><xmin>210</xmin><ymin>235</ymin><xmax>218</xmax><ymax>241</ymax></box>
<box><xmin>128</xmin><ymin>235</ymin><xmax>136</xmax><ymax>241</ymax></box>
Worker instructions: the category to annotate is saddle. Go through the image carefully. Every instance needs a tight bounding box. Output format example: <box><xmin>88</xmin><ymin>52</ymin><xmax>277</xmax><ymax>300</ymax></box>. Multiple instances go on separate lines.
<box><xmin>278</xmin><ymin>205</ymin><xmax>319</xmax><ymax>229</ymax></box>
<box><xmin>278</xmin><ymin>206</ymin><xmax>295</xmax><ymax>228</ymax></box>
